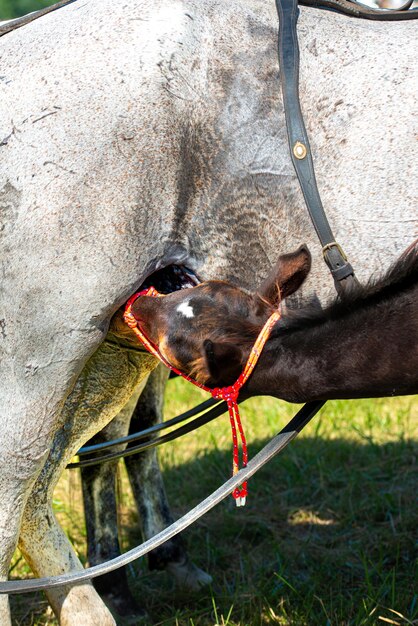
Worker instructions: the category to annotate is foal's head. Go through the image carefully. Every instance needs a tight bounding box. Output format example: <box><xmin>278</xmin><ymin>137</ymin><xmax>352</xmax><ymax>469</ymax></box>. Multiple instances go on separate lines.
<box><xmin>130</xmin><ymin>245</ymin><xmax>311</xmax><ymax>386</ymax></box>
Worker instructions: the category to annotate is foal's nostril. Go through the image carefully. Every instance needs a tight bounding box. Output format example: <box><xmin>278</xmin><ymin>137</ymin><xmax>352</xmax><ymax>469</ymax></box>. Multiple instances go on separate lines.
<box><xmin>131</xmin><ymin>296</ymin><xmax>156</xmax><ymax>320</ymax></box>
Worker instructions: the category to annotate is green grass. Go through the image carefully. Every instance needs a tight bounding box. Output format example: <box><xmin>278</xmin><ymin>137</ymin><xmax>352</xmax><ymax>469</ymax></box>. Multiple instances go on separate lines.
<box><xmin>0</xmin><ymin>1</ymin><xmax>57</xmax><ymax>21</ymax></box>
<box><xmin>10</xmin><ymin>382</ymin><xmax>417</xmax><ymax>625</ymax></box>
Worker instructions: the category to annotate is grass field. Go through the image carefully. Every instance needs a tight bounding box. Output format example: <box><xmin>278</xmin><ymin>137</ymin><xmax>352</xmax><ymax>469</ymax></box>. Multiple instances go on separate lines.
<box><xmin>10</xmin><ymin>381</ymin><xmax>417</xmax><ymax>626</ymax></box>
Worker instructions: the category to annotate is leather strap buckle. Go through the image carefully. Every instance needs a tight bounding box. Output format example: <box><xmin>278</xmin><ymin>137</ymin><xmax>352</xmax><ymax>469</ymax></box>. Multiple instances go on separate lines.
<box><xmin>322</xmin><ymin>241</ymin><xmax>355</xmax><ymax>288</ymax></box>
<box><xmin>322</xmin><ymin>241</ymin><xmax>348</xmax><ymax>262</ymax></box>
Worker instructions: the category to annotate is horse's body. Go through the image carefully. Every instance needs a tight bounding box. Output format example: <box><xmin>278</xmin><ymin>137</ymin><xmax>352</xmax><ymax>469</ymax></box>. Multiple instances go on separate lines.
<box><xmin>0</xmin><ymin>0</ymin><xmax>416</xmax><ymax>623</ymax></box>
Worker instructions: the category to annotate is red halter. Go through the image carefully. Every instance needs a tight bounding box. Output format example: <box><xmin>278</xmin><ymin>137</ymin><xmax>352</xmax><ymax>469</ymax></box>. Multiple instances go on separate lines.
<box><xmin>124</xmin><ymin>287</ymin><xmax>281</xmax><ymax>506</ymax></box>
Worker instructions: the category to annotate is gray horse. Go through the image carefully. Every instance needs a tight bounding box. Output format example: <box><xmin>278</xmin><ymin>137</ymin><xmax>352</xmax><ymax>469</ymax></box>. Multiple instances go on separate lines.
<box><xmin>0</xmin><ymin>0</ymin><xmax>416</xmax><ymax>624</ymax></box>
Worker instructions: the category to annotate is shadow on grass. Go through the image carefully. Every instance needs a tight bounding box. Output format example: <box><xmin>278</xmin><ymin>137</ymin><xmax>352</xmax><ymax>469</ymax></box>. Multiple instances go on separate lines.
<box><xmin>123</xmin><ymin>434</ymin><xmax>417</xmax><ymax>626</ymax></box>
<box><xmin>10</xmin><ymin>434</ymin><xmax>417</xmax><ymax>625</ymax></box>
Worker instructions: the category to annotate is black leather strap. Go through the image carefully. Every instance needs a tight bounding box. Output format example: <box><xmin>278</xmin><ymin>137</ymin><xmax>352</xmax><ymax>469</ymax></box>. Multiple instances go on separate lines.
<box><xmin>276</xmin><ymin>0</ymin><xmax>358</xmax><ymax>294</ymax></box>
<box><xmin>67</xmin><ymin>398</ymin><xmax>229</xmax><ymax>468</ymax></box>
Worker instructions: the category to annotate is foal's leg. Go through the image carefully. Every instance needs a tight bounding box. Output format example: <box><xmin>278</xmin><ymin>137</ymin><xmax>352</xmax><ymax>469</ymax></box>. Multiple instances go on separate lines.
<box><xmin>125</xmin><ymin>367</ymin><xmax>212</xmax><ymax>590</ymax></box>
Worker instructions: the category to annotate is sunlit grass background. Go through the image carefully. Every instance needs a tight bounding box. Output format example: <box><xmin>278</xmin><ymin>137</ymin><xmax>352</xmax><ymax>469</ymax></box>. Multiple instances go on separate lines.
<box><xmin>10</xmin><ymin>382</ymin><xmax>417</xmax><ymax>625</ymax></box>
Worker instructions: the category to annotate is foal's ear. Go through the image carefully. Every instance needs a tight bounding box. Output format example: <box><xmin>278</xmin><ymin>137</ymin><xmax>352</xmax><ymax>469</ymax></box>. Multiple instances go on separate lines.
<box><xmin>203</xmin><ymin>339</ymin><xmax>243</xmax><ymax>386</ymax></box>
<box><xmin>257</xmin><ymin>244</ymin><xmax>311</xmax><ymax>306</ymax></box>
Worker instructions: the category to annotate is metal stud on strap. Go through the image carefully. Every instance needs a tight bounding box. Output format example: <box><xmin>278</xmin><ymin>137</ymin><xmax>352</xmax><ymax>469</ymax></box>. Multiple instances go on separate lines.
<box><xmin>293</xmin><ymin>141</ymin><xmax>307</xmax><ymax>159</ymax></box>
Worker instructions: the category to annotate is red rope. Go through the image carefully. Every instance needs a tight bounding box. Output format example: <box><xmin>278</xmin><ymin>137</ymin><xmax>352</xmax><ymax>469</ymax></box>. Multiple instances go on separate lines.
<box><xmin>124</xmin><ymin>287</ymin><xmax>281</xmax><ymax>506</ymax></box>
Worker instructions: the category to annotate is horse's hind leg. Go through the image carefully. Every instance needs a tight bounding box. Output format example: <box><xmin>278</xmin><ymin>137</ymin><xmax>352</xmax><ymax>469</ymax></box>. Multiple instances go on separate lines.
<box><xmin>125</xmin><ymin>366</ymin><xmax>212</xmax><ymax>590</ymax></box>
<box><xmin>16</xmin><ymin>413</ymin><xmax>117</xmax><ymax>626</ymax></box>
<box><xmin>19</xmin><ymin>494</ymin><xmax>116</xmax><ymax>626</ymax></box>
<box><xmin>81</xmin><ymin>365</ymin><xmax>211</xmax><ymax>619</ymax></box>
<box><xmin>80</xmin><ymin>386</ymin><xmax>148</xmax><ymax>619</ymax></box>
<box><xmin>0</xmin><ymin>340</ymin><xmax>103</xmax><ymax>625</ymax></box>
<box><xmin>0</xmin><ymin>458</ymin><xmax>46</xmax><ymax>626</ymax></box>
<box><xmin>18</xmin><ymin>341</ymin><xmax>155</xmax><ymax>626</ymax></box>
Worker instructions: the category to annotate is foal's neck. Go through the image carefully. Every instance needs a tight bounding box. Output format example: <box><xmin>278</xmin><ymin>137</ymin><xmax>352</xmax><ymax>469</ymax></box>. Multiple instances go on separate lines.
<box><xmin>245</xmin><ymin>284</ymin><xmax>418</xmax><ymax>402</ymax></box>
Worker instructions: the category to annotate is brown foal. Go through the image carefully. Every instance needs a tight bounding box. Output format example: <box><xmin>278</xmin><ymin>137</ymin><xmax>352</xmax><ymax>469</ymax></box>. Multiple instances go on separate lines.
<box><xmin>123</xmin><ymin>243</ymin><xmax>418</xmax><ymax>403</ymax></box>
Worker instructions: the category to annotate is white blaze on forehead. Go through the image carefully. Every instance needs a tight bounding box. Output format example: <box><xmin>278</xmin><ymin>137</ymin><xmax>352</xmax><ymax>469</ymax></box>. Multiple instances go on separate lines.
<box><xmin>176</xmin><ymin>301</ymin><xmax>194</xmax><ymax>319</ymax></box>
